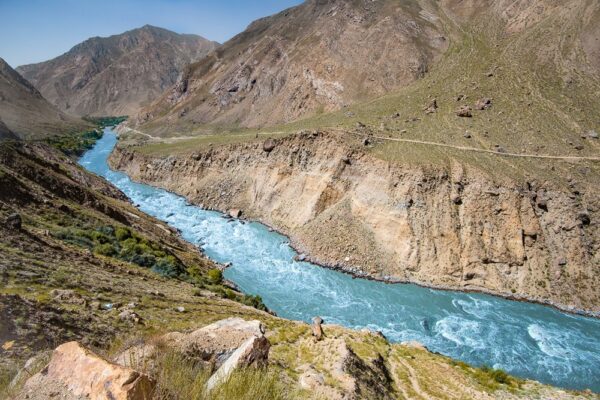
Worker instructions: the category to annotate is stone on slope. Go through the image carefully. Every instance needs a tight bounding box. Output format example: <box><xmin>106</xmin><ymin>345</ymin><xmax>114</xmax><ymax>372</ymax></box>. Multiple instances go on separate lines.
<box><xmin>115</xmin><ymin>317</ymin><xmax>268</xmax><ymax>372</ymax></box>
<box><xmin>474</xmin><ymin>97</ymin><xmax>493</xmax><ymax>110</ymax></box>
<box><xmin>456</xmin><ymin>105</ymin><xmax>473</xmax><ymax>117</ymax></box>
<box><xmin>16</xmin><ymin>341</ymin><xmax>154</xmax><ymax>400</ymax></box>
<box><xmin>205</xmin><ymin>335</ymin><xmax>270</xmax><ymax>391</ymax></box>
<box><xmin>312</xmin><ymin>316</ymin><xmax>324</xmax><ymax>341</ymax></box>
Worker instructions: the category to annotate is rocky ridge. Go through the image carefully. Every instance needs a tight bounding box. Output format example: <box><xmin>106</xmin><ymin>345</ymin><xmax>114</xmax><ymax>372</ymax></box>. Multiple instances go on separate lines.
<box><xmin>17</xmin><ymin>25</ymin><xmax>218</xmax><ymax>117</ymax></box>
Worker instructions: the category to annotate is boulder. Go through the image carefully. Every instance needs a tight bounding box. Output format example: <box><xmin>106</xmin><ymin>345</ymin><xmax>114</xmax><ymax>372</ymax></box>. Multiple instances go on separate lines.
<box><xmin>115</xmin><ymin>318</ymin><xmax>270</xmax><ymax>380</ymax></box>
<box><xmin>6</xmin><ymin>213</ymin><xmax>22</xmax><ymax>230</ymax></box>
<box><xmin>474</xmin><ymin>97</ymin><xmax>492</xmax><ymax>110</ymax></box>
<box><xmin>163</xmin><ymin>318</ymin><xmax>266</xmax><ymax>365</ymax></box>
<box><xmin>424</xmin><ymin>98</ymin><xmax>438</xmax><ymax>114</ymax></box>
<box><xmin>50</xmin><ymin>289</ymin><xmax>86</xmax><ymax>305</ymax></box>
<box><xmin>206</xmin><ymin>335</ymin><xmax>270</xmax><ymax>391</ymax></box>
<box><xmin>456</xmin><ymin>106</ymin><xmax>472</xmax><ymax>117</ymax></box>
<box><xmin>17</xmin><ymin>342</ymin><xmax>154</xmax><ymax>400</ymax></box>
<box><xmin>262</xmin><ymin>139</ymin><xmax>276</xmax><ymax>152</ymax></box>
<box><xmin>312</xmin><ymin>316</ymin><xmax>324</xmax><ymax>341</ymax></box>
<box><xmin>588</xmin><ymin>130</ymin><xmax>599</xmax><ymax>139</ymax></box>
<box><xmin>229</xmin><ymin>209</ymin><xmax>242</xmax><ymax>219</ymax></box>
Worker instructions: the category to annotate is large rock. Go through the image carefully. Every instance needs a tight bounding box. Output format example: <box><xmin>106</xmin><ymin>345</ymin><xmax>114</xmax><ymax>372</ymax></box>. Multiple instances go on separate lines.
<box><xmin>166</xmin><ymin>318</ymin><xmax>266</xmax><ymax>363</ymax></box>
<box><xmin>229</xmin><ymin>208</ymin><xmax>242</xmax><ymax>219</ymax></box>
<box><xmin>116</xmin><ymin>318</ymin><xmax>267</xmax><ymax>371</ymax></box>
<box><xmin>16</xmin><ymin>341</ymin><xmax>154</xmax><ymax>400</ymax></box>
<box><xmin>205</xmin><ymin>335</ymin><xmax>270</xmax><ymax>391</ymax></box>
<box><xmin>312</xmin><ymin>316</ymin><xmax>324</xmax><ymax>341</ymax></box>
<box><xmin>263</xmin><ymin>139</ymin><xmax>277</xmax><ymax>153</ymax></box>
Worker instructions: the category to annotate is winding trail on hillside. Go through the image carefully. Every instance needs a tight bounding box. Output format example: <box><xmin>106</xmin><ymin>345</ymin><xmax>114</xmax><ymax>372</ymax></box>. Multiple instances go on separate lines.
<box><xmin>359</xmin><ymin>132</ymin><xmax>600</xmax><ymax>161</ymax></box>
<box><xmin>125</xmin><ymin>125</ymin><xmax>600</xmax><ymax>161</ymax></box>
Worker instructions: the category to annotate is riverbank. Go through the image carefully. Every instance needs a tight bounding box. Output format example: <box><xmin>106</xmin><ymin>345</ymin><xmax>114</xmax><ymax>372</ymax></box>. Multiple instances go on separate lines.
<box><xmin>110</xmin><ymin>129</ymin><xmax>600</xmax><ymax>317</ymax></box>
<box><xmin>99</xmin><ymin>129</ymin><xmax>600</xmax><ymax>392</ymax></box>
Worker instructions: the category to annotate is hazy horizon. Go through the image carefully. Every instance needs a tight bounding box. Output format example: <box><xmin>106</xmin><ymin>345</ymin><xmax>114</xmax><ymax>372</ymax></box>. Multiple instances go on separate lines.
<box><xmin>0</xmin><ymin>0</ymin><xmax>303</xmax><ymax>67</ymax></box>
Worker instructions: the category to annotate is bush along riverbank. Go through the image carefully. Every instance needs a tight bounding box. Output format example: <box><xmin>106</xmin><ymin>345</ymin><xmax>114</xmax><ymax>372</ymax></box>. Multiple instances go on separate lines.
<box><xmin>44</xmin><ymin>116</ymin><xmax>128</xmax><ymax>156</ymax></box>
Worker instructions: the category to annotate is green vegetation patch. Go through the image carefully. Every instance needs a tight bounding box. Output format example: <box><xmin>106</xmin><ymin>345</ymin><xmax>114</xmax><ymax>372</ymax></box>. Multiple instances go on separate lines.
<box><xmin>54</xmin><ymin>225</ymin><xmax>185</xmax><ymax>278</ymax></box>
<box><xmin>44</xmin><ymin>116</ymin><xmax>127</xmax><ymax>156</ymax></box>
<box><xmin>44</xmin><ymin>129</ymin><xmax>103</xmax><ymax>156</ymax></box>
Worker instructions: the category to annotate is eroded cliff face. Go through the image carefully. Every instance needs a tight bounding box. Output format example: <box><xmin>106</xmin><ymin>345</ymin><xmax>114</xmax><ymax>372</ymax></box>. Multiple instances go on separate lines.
<box><xmin>110</xmin><ymin>132</ymin><xmax>599</xmax><ymax>315</ymax></box>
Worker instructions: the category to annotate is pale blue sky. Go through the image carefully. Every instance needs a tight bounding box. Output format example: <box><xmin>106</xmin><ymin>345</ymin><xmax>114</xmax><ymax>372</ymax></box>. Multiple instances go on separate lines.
<box><xmin>0</xmin><ymin>0</ymin><xmax>303</xmax><ymax>67</ymax></box>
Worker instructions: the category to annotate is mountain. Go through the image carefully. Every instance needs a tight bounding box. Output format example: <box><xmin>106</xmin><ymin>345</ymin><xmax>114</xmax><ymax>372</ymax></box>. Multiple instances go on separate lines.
<box><xmin>17</xmin><ymin>25</ymin><xmax>218</xmax><ymax>117</ymax></box>
<box><xmin>0</xmin><ymin>57</ymin><xmax>90</xmax><ymax>140</ymax></box>
<box><xmin>132</xmin><ymin>0</ymin><xmax>600</xmax><ymax>138</ymax></box>
<box><xmin>132</xmin><ymin>0</ymin><xmax>449</xmax><ymax>135</ymax></box>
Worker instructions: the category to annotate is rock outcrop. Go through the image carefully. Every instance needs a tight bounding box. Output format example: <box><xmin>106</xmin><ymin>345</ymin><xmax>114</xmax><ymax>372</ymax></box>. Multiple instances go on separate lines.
<box><xmin>16</xmin><ymin>342</ymin><xmax>154</xmax><ymax>400</ymax></box>
<box><xmin>115</xmin><ymin>318</ymin><xmax>270</xmax><ymax>387</ymax></box>
<box><xmin>111</xmin><ymin>131</ymin><xmax>600</xmax><ymax>315</ymax></box>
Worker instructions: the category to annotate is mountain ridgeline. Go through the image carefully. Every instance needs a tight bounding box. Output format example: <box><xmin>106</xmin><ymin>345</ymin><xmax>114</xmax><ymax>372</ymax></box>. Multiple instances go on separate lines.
<box><xmin>17</xmin><ymin>25</ymin><xmax>218</xmax><ymax>117</ymax></box>
<box><xmin>132</xmin><ymin>0</ymin><xmax>449</xmax><ymax>134</ymax></box>
<box><xmin>0</xmin><ymin>57</ymin><xmax>90</xmax><ymax>140</ymax></box>
<box><xmin>130</xmin><ymin>0</ymin><xmax>600</xmax><ymax>137</ymax></box>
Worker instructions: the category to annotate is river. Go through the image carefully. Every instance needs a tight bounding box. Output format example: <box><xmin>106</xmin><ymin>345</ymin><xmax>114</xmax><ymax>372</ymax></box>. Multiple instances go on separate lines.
<box><xmin>79</xmin><ymin>128</ymin><xmax>600</xmax><ymax>392</ymax></box>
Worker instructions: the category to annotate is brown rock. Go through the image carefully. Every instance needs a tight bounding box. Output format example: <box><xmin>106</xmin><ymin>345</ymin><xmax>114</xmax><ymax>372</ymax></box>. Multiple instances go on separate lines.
<box><xmin>229</xmin><ymin>209</ymin><xmax>242</xmax><ymax>218</ymax></box>
<box><xmin>206</xmin><ymin>335</ymin><xmax>270</xmax><ymax>391</ymax></box>
<box><xmin>456</xmin><ymin>105</ymin><xmax>472</xmax><ymax>117</ymax></box>
<box><xmin>263</xmin><ymin>138</ymin><xmax>276</xmax><ymax>152</ymax></box>
<box><xmin>474</xmin><ymin>97</ymin><xmax>492</xmax><ymax>110</ymax></box>
<box><xmin>17</xmin><ymin>342</ymin><xmax>154</xmax><ymax>400</ymax></box>
<box><xmin>163</xmin><ymin>318</ymin><xmax>266</xmax><ymax>365</ymax></box>
<box><xmin>312</xmin><ymin>316</ymin><xmax>324</xmax><ymax>341</ymax></box>
<box><xmin>424</xmin><ymin>98</ymin><xmax>438</xmax><ymax>114</ymax></box>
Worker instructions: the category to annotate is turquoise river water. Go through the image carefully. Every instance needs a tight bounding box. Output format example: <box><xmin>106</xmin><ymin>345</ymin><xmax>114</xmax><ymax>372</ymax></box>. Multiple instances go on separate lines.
<box><xmin>79</xmin><ymin>129</ymin><xmax>600</xmax><ymax>392</ymax></box>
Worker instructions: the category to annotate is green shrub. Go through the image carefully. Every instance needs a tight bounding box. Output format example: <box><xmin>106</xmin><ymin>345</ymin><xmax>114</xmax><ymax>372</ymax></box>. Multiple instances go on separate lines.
<box><xmin>94</xmin><ymin>243</ymin><xmax>117</xmax><ymax>256</ymax></box>
<box><xmin>115</xmin><ymin>226</ymin><xmax>132</xmax><ymax>241</ymax></box>
<box><xmin>207</xmin><ymin>269</ymin><xmax>223</xmax><ymax>284</ymax></box>
<box><xmin>241</xmin><ymin>295</ymin><xmax>267</xmax><ymax>311</ymax></box>
<box><xmin>489</xmin><ymin>369</ymin><xmax>511</xmax><ymax>384</ymax></box>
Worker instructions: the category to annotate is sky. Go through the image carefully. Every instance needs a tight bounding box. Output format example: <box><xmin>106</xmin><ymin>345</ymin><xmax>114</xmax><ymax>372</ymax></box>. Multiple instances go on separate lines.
<box><xmin>0</xmin><ymin>0</ymin><xmax>304</xmax><ymax>67</ymax></box>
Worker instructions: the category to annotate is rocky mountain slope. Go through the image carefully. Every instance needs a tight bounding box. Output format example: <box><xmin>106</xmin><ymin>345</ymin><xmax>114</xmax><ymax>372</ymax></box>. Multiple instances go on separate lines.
<box><xmin>132</xmin><ymin>0</ymin><xmax>448</xmax><ymax>135</ymax></box>
<box><xmin>17</xmin><ymin>25</ymin><xmax>218</xmax><ymax>117</ymax></box>
<box><xmin>0</xmin><ymin>58</ymin><xmax>90</xmax><ymax>140</ymax></box>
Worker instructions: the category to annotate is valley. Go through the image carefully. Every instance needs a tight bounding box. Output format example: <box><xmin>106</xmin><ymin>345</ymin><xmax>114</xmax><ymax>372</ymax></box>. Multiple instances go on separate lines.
<box><xmin>1</xmin><ymin>0</ymin><xmax>599</xmax><ymax>398</ymax></box>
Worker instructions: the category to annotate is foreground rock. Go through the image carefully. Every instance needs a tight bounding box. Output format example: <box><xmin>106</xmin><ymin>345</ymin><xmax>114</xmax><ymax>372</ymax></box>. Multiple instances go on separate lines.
<box><xmin>206</xmin><ymin>335</ymin><xmax>270</xmax><ymax>391</ymax></box>
<box><xmin>116</xmin><ymin>318</ymin><xmax>270</xmax><ymax>390</ymax></box>
<box><xmin>16</xmin><ymin>342</ymin><xmax>154</xmax><ymax>400</ymax></box>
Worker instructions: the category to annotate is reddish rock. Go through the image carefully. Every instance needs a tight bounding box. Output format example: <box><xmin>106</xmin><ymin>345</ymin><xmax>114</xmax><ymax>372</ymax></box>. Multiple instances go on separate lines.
<box><xmin>17</xmin><ymin>341</ymin><xmax>154</xmax><ymax>400</ymax></box>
